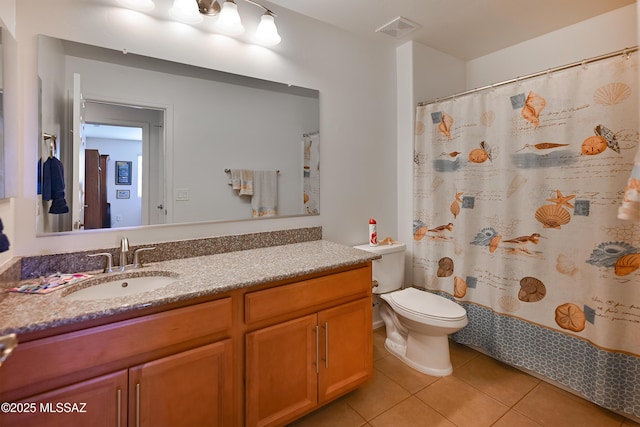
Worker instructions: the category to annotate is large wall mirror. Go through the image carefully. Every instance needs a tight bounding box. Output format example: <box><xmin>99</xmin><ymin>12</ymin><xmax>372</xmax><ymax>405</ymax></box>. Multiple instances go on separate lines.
<box><xmin>37</xmin><ymin>35</ymin><xmax>320</xmax><ymax>235</ymax></box>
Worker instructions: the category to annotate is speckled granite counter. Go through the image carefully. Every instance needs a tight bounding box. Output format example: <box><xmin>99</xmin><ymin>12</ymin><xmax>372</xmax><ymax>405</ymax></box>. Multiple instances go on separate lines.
<box><xmin>0</xmin><ymin>240</ymin><xmax>379</xmax><ymax>337</ymax></box>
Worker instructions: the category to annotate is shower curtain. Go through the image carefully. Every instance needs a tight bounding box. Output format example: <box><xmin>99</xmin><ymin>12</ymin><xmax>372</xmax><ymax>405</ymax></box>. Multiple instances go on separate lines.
<box><xmin>413</xmin><ymin>52</ymin><xmax>639</xmax><ymax>418</ymax></box>
<box><xmin>303</xmin><ymin>132</ymin><xmax>320</xmax><ymax>215</ymax></box>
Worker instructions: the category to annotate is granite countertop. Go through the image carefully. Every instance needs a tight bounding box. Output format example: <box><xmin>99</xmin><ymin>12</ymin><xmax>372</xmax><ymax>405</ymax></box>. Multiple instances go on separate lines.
<box><xmin>0</xmin><ymin>240</ymin><xmax>380</xmax><ymax>337</ymax></box>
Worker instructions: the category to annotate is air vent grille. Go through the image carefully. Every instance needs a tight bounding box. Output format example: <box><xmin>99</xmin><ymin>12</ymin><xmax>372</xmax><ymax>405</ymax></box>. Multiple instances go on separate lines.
<box><xmin>375</xmin><ymin>16</ymin><xmax>421</xmax><ymax>38</ymax></box>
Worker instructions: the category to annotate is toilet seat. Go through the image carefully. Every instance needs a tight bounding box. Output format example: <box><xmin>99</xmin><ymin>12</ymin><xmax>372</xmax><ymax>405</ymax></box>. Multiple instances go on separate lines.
<box><xmin>381</xmin><ymin>287</ymin><xmax>466</xmax><ymax>323</ymax></box>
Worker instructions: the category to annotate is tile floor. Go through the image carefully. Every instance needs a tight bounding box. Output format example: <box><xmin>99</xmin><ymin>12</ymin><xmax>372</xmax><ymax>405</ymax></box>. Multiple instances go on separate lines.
<box><xmin>288</xmin><ymin>327</ymin><xmax>640</xmax><ymax>427</ymax></box>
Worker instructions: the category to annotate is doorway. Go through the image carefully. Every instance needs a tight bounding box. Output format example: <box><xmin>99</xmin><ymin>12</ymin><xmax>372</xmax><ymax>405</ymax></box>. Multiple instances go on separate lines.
<box><xmin>83</xmin><ymin>101</ymin><xmax>165</xmax><ymax>229</ymax></box>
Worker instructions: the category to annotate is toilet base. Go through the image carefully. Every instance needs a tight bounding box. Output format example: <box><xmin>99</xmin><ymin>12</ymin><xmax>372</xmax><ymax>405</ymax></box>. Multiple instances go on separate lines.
<box><xmin>384</xmin><ymin>334</ymin><xmax>453</xmax><ymax>377</ymax></box>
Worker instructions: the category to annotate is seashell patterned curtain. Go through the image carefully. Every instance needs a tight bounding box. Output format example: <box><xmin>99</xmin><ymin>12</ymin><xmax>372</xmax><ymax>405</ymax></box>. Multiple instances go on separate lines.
<box><xmin>413</xmin><ymin>51</ymin><xmax>639</xmax><ymax>418</ymax></box>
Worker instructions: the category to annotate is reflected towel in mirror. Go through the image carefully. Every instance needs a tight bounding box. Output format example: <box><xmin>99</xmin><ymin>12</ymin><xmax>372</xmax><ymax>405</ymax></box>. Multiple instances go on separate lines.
<box><xmin>252</xmin><ymin>170</ymin><xmax>278</xmax><ymax>217</ymax></box>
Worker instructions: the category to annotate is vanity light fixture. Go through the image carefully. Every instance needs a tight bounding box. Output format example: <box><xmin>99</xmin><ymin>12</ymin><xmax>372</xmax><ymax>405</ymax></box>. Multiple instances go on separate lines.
<box><xmin>255</xmin><ymin>11</ymin><xmax>281</xmax><ymax>46</ymax></box>
<box><xmin>169</xmin><ymin>0</ymin><xmax>203</xmax><ymax>24</ymax></box>
<box><xmin>119</xmin><ymin>0</ymin><xmax>282</xmax><ymax>46</ymax></box>
<box><xmin>215</xmin><ymin>0</ymin><xmax>245</xmax><ymax>36</ymax></box>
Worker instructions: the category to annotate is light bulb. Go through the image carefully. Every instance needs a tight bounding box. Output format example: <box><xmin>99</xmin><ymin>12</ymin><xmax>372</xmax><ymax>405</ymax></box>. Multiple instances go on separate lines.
<box><xmin>255</xmin><ymin>13</ymin><xmax>281</xmax><ymax>46</ymax></box>
<box><xmin>117</xmin><ymin>0</ymin><xmax>155</xmax><ymax>12</ymax></box>
<box><xmin>168</xmin><ymin>0</ymin><xmax>203</xmax><ymax>24</ymax></box>
<box><xmin>216</xmin><ymin>0</ymin><xmax>244</xmax><ymax>36</ymax></box>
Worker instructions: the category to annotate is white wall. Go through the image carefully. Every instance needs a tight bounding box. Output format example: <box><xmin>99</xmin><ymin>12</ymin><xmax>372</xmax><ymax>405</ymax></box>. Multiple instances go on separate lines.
<box><xmin>467</xmin><ymin>4</ymin><xmax>637</xmax><ymax>89</ymax></box>
<box><xmin>9</xmin><ymin>0</ymin><xmax>397</xmax><ymax>256</ymax></box>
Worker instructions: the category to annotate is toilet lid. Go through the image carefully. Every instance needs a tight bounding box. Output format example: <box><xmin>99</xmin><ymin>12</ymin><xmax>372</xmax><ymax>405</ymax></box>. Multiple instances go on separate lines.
<box><xmin>385</xmin><ymin>287</ymin><xmax>466</xmax><ymax>321</ymax></box>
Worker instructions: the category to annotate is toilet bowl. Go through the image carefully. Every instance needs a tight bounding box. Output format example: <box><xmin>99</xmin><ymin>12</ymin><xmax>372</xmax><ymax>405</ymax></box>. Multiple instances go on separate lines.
<box><xmin>354</xmin><ymin>243</ymin><xmax>468</xmax><ymax>376</ymax></box>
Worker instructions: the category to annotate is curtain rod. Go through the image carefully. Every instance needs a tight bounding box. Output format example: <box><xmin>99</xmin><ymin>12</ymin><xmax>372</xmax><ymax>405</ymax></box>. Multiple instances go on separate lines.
<box><xmin>225</xmin><ymin>168</ymin><xmax>280</xmax><ymax>174</ymax></box>
<box><xmin>418</xmin><ymin>46</ymin><xmax>638</xmax><ymax>107</ymax></box>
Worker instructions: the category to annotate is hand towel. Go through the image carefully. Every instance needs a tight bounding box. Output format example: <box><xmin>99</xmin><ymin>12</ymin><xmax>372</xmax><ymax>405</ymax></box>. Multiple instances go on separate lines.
<box><xmin>239</xmin><ymin>169</ymin><xmax>254</xmax><ymax>196</ymax></box>
<box><xmin>0</xmin><ymin>217</ymin><xmax>9</xmax><ymax>253</ymax></box>
<box><xmin>42</xmin><ymin>156</ymin><xmax>70</xmax><ymax>214</ymax></box>
<box><xmin>251</xmin><ymin>170</ymin><xmax>278</xmax><ymax>217</ymax></box>
<box><xmin>227</xmin><ymin>169</ymin><xmax>253</xmax><ymax>196</ymax></box>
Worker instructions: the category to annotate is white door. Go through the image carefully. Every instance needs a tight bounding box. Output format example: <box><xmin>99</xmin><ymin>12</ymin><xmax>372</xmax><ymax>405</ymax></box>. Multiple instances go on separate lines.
<box><xmin>71</xmin><ymin>73</ymin><xmax>86</xmax><ymax>230</ymax></box>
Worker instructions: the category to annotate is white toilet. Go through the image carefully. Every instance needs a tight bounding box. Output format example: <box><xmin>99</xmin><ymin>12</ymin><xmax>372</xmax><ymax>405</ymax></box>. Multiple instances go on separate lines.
<box><xmin>354</xmin><ymin>242</ymin><xmax>468</xmax><ymax>376</ymax></box>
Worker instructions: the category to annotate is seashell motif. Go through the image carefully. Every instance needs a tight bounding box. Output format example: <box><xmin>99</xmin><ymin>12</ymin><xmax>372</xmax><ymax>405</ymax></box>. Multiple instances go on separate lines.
<box><xmin>586</xmin><ymin>241</ymin><xmax>638</xmax><ymax>268</ymax></box>
<box><xmin>581</xmin><ymin>135</ymin><xmax>608</xmax><ymax>156</ymax></box>
<box><xmin>413</xmin><ymin>219</ymin><xmax>429</xmax><ymax>241</ymax></box>
<box><xmin>489</xmin><ymin>235</ymin><xmax>502</xmax><ymax>253</ymax></box>
<box><xmin>555</xmin><ymin>303</ymin><xmax>586</xmax><ymax>332</ymax></box>
<box><xmin>470</xmin><ymin>227</ymin><xmax>499</xmax><ymax>246</ymax></box>
<box><xmin>507</xmin><ymin>174</ymin><xmax>527</xmax><ymax>197</ymax></box>
<box><xmin>594</xmin><ymin>124</ymin><xmax>620</xmax><ymax>153</ymax></box>
<box><xmin>521</xmin><ymin>91</ymin><xmax>546</xmax><ymax>127</ymax></box>
<box><xmin>535</xmin><ymin>205</ymin><xmax>571</xmax><ymax>229</ymax></box>
<box><xmin>498</xmin><ymin>295</ymin><xmax>520</xmax><ymax>313</ymax></box>
<box><xmin>450</xmin><ymin>200</ymin><xmax>460</xmax><ymax>219</ymax></box>
<box><xmin>437</xmin><ymin>257</ymin><xmax>454</xmax><ymax>277</ymax></box>
<box><xmin>469</xmin><ymin>148</ymin><xmax>489</xmax><ymax>163</ymax></box>
<box><xmin>480</xmin><ymin>110</ymin><xmax>495</xmax><ymax>127</ymax></box>
<box><xmin>454</xmin><ymin>276</ymin><xmax>467</xmax><ymax>298</ymax></box>
<box><xmin>518</xmin><ymin>276</ymin><xmax>546</xmax><ymax>302</ymax></box>
<box><xmin>556</xmin><ymin>254</ymin><xmax>580</xmax><ymax>277</ymax></box>
<box><xmin>415</xmin><ymin>120</ymin><xmax>426</xmax><ymax>135</ymax></box>
<box><xmin>614</xmin><ymin>253</ymin><xmax>640</xmax><ymax>276</ymax></box>
<box><xmin>593</xmin><ymin>82</ymin><xmax>632</xmax><ymax>106</ymax></box>
<box><xmin>438</xmin><ymin>112</ymin><xmax>454</xmax><ymax>139</ymax></box>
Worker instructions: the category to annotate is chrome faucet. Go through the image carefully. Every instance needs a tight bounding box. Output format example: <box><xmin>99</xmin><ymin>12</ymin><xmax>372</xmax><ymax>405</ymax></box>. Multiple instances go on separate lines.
<box><xmin>119</xmin><ymin>237</ymin><xmax>130</xmax><ymax>271</ymax></box>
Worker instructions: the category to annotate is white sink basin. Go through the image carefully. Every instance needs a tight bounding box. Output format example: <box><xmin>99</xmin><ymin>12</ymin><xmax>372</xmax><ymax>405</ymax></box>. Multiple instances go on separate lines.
<box><xmin>64</xmin><ymin>273</ymin><xmax>178</xmax><ymax>301</ymax></box>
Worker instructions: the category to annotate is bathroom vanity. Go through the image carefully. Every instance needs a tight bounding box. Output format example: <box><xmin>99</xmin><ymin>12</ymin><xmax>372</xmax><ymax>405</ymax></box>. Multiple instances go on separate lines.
<box><xmin>0</xmin><ymin>240</ymin><xmax>377</xmax><ymax>427</ymax></box>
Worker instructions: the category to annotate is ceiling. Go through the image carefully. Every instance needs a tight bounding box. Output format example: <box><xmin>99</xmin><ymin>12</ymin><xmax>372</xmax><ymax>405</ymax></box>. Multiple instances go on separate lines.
<box><xmin>267</xmin><ymin>0</ymin><xmax>636</xmax><ymax>60</ymax></box>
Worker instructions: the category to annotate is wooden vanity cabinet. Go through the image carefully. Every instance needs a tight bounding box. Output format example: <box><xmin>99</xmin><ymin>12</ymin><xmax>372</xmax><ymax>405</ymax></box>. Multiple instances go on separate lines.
<box><xmin>0</xmin><ymin>297</ymin><xmax>234</xmax><ymax>427</ymax></box>
<box><xmin>0</xmin><ymin>262</ymin><xmax>374</xmax><ymax>427</ymax></box>
<box><xmin>244</xmin><ymin>265</ymin><xmax>373</xmax><ymax>427</ymax></box>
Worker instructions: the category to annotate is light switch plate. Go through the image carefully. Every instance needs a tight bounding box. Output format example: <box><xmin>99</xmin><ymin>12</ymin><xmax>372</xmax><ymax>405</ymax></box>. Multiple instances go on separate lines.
<box><xmin>176</xmin><ymin>188</ymin><xmax>189</xmax><ymax>201</ymax></box>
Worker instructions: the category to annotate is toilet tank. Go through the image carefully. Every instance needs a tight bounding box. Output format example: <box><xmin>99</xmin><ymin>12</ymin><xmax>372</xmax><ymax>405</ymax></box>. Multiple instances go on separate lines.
<box><xmin>353</xmin><ymin>243</ymin><xmax>406</xmax><ymax>293</ymax></box>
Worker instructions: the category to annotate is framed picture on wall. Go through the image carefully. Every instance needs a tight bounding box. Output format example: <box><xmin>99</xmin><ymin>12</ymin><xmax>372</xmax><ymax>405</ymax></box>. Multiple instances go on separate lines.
<box><xmin>116</xmin><ymin>190</ymin><xmax>130</xmax><ymax>199</ymax></box>
<box><xmin>116</xmin><ymin>161</ymin><xmax>132</xmax><ymax>185</ymax></box>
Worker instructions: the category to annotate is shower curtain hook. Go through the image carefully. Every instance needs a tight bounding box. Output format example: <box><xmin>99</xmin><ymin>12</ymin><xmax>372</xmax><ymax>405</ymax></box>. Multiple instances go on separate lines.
<box><xmin>623</xmin><ymin>48</ymin><xmax>630</xmax><ymax>60</ymax></box>
<box><xmin>516</xmin><ymin>76</ymin><xmax>521</xmax><ymax>87</ymax></box>
<box><xmin>581</xmin><ymin>60</ymin><xmax>588</xmax><ymax>70</ymax></box>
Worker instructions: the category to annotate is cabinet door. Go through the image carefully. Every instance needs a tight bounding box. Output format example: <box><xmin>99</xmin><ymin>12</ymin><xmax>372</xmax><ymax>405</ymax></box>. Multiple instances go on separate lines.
<box><xmin>129</xmin><ymin>340</ymin><xmax>233</xmax><ymax>427</ymax></box>
<box><xmin>318</xmin><ymin>297</ymin><xmax>373</xmax><ymax>404</ymax></box>
<box><xmin>246</xmin><ymin>314</ymin><xmax>318</xmax><ymax>427</ymax></box>
<box><xmin>0</xmin><ymin>369</ymin><xmax>127</xmax><ymax>427</ymax></box>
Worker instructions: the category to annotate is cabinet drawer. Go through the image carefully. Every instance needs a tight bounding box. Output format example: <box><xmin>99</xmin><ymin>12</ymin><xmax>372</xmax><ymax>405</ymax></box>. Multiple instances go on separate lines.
<box><xmin>245</xmin><ymin>266</ymin><xmax>371</xmax><ymax>325</ymax></box>
<box><xmin>0</xmin><ymin>298</ymin><xmax>232</xmax><ymax>400</ymax></box>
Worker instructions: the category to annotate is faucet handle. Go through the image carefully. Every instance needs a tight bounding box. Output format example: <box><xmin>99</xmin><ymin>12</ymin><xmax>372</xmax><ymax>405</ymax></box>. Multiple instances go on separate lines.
<box><xmin>88</xmin><ymin>252</ymin><xmax>114</xmax><ymax>273</ymax></box>
<box><xmin>133</xmin><ymin>247</ymin><xmax>156</xmax><ymax>268</ymax></box>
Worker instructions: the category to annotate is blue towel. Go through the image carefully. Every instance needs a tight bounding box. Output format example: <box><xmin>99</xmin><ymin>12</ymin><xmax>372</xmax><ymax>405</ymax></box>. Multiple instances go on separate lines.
<box><xmin>42</xmin><ymin>157</ymin><xmax>70</xmax><ymax>214</ymax></box>
<box><xmin>0</xmin><ymin>217</ymin><xmax>9</xmax><ymax>252</ymax></box>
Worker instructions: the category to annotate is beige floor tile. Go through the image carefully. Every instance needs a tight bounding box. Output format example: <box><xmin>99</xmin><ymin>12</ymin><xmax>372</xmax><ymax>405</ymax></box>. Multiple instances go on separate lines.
<box><xmin>514</xmin><ymin>382</ymin><xmax>624</xmax><ymax>427</ymax></box>
<box><xmin>492</xmin><ymin>410</ymin><xmax>543</xmax><ymax>427</ymax></box>
<box><xmin>452</xmin><ymin>353</ymin><xmax>539</xmax><ymax>406</ymax></box>
<box><xmin>416</xmin><ymin>375</ymin><xmax>509</xmax><ymax>427</ymax></box>
<box><xmin>374</xmin><ymin>354</ymin><xmax>439</xmax><ymax>394</ymax></box>
<box><xmin>369</xmin><ymin>396</ymin><xmax>456</xmax><ymax>427</ymax></box>
<box><xmin>287</xmin><ymin>396</ymin><xmax>366</xmax><ymax>427</ymax></box>
<box><xmin>344</xmin><ymin>370</ymin><xmax>411</xmax><ymax>421</ymax></box>
<box><xmin>449</xmin><ymin>340</ymin><xmax>480</xmax><ymax>368</ymax></box>
<box><xmin>373</xmin><ymin>328</ymin><xmax>390</xmax><ymax>361</ymax></box>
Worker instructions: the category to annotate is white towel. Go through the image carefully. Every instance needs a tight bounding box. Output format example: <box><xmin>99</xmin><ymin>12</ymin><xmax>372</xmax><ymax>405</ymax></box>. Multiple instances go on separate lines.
<box><xmin>251</xmin><ymin>170</ymin><xmax>278</xmax><ymax>217</ymax></box>
<box><xmin>228</xmin><ymin>169</ymin><xmax>253</xmax><ymax>196</ymax></box>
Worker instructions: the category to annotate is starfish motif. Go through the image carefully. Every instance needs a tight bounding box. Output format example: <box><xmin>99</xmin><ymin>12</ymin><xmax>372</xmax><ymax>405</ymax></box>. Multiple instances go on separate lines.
<box><xmin>546</xmin><ymin>190</ymin><xmax>575</xmax><ymax>209</ymax></box>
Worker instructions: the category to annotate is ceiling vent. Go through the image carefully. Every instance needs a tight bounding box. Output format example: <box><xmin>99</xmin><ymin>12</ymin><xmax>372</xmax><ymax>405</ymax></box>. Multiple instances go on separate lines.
<box><xmin>375</xmin><ymin>16</ymin><xmax>421</xmax><ymax>38</ymax></box>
